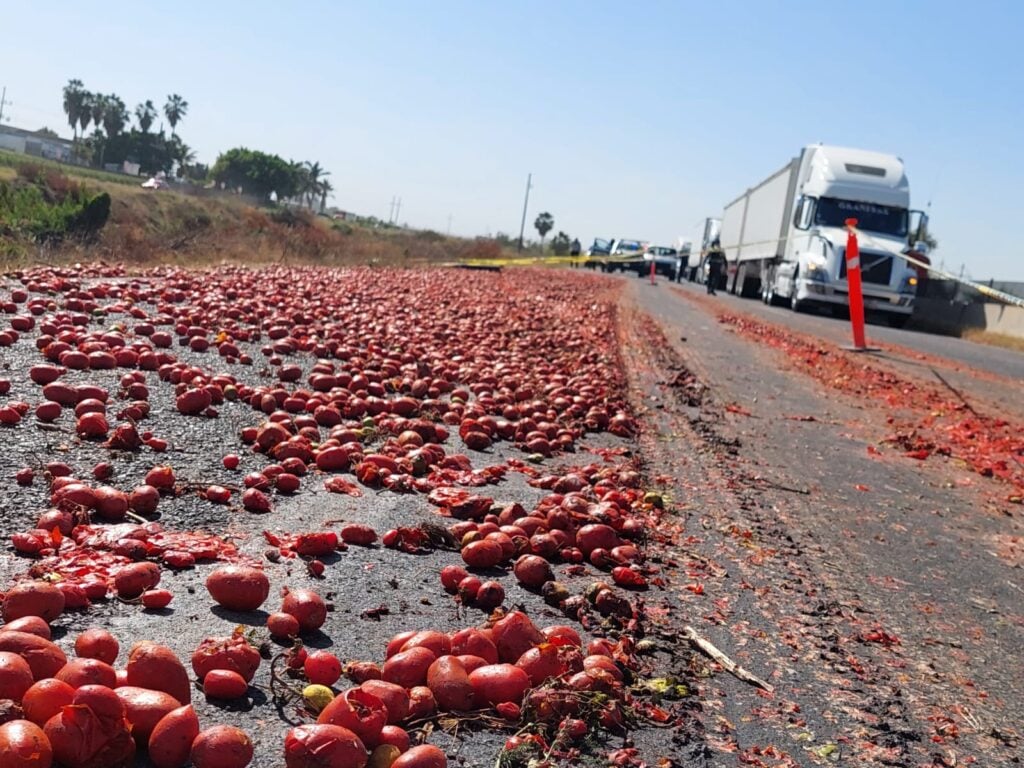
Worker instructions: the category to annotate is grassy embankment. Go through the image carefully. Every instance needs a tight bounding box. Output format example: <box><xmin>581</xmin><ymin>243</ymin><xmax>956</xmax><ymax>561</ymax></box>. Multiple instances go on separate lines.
<box><xmin>961</xmin><ymin>328</ymin><xmax>1024</xmax><ymax>353</ymax></box>
<box><xmin>0</xmin><ymin>148</ymin><xmax>506</xmax><ymax>270</ymax></box>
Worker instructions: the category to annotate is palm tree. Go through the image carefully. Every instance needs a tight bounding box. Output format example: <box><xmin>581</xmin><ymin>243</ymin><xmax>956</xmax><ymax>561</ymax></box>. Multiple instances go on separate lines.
<box><xmin>304</xmin><ymin>161</ymin><xmax>330</xmax><ymax>209</ymax></box>
<box><xmin>90</xmin><ymin>95</ymin><xmax>106</xmax><ymax>136</ymax></box>
<box><xmin>534</xmin><ymin>212</ymin><xmax>554</xmax><ymax>251</ymax></box>
<box><xmin>62</xmin><ymin>79</ymin><xmax>85</xmax><ymax>140</ymax></box>
<box><xmin>318</xmin><ymin>178</ymin><xmax>334</xmax><ymax>213</ymax></box>
<box><xmin>102</xmin><ymin>95</ymin><xmax>129</xmax><ymax>139</ymax></box>
<box><xmin>164</xmin><ymin>94</ymin><xmax>188</xmax><ymax>137</ymax></box>
<box><xmin>135</xmin><ymin>100</ymin><xmax>157</xmax><ymax>133</ymax></box>
<box><xmin>286</xmin><ymin>160</ymin><xmax>308</xmax><ymax>207</ymax></box>
<box><xmin>77</xmin><ymin>91</ymin><xmax>95</xmax><ymax>145</ymax></box>
<box><xmin>168</xmin><ymin>135</ymin><xmax>196</xmax><ymax>177</ymax></box>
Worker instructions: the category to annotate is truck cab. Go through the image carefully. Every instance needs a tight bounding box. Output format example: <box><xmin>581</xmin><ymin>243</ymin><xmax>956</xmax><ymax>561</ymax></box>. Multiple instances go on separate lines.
<box><xmin>774</xmin><ymin>146</ymin><xmax>924</xmax><ymax>324</ymax></box>
<box><xmin>725</xmin><ymin>145</ymin><xmax>927</xmax><ymax>325</ymax></box>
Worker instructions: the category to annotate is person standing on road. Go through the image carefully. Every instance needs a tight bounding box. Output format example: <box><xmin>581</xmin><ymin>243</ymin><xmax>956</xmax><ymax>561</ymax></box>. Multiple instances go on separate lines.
<box><xmin>569</xmin><ymin>238</ymin><xmax>581</xmax><ymax>268</ymax></box>
<box><xmin>705</xmin><ymin>238</ymin><xmax>726</xmax><ymax>295</ymax></box>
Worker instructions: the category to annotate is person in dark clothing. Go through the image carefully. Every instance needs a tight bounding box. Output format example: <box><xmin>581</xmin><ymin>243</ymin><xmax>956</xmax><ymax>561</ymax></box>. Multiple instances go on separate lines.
<box><xmin>705</xmin><ymin>238</ymin><xmax>726</xmax><ymax>295</ymax></box>
<box><xmin>569</xmin><ymin>238</ymin><xmax>581</xmax><ymax>268</ymax></box>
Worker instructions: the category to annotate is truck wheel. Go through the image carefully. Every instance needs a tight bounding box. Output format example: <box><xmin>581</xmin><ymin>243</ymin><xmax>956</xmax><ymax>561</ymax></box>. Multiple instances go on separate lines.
<box><xmin>887</xmin><ymin>314</ymin><xmax>910</xmax><ymax>329</ymax></box>
<box><xmin>790</xmin><ymin>292</ymin><xmax>804</xmax><ymax>313</ymax></box>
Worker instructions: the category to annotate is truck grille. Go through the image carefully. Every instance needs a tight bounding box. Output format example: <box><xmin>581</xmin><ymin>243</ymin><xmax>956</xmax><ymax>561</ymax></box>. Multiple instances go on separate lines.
<box><xmin>840</xmin><ymin>250</ymin><xmax>893</xmax><ymax>285</ymax></box>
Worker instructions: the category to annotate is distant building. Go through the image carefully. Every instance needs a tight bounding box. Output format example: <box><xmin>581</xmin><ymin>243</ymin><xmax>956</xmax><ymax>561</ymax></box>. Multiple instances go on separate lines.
<box><xmin>104</xmin><ymin>161</ymin><xmax>142</xmax><ymax>176</ymax></box>
<box><xmin>0</xmin><ymin>124</ymin><xmax>74</xmax><ymax>162</ymax></box>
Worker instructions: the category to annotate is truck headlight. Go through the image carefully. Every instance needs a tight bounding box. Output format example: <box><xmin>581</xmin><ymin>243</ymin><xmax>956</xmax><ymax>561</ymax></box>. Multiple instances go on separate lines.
<box><xmin>804</xmin><ymin>262</ymin><xmax>828</xmax><ymax>282</ymax></box>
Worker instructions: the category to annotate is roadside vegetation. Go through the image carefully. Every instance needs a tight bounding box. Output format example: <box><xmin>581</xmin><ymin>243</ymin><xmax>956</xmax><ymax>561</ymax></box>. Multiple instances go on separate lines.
<box><xmin>0</xmin><ymin>163</ymin><xmax>110</xmax><ymax>248</ymax></box>
<box><xmin>0</xmin><ymin>149</ymin><xmax>507</xmax><ymax>269</ymax></box>
<box><xmin>0</xmin><ymin>78</ymin><xmax>533</xmax><ymax>272</ymax></box>
<box><xmin>962</xmin><ymin>328</ymin><xmax>1024</xmax><ymax>352</ymax></box>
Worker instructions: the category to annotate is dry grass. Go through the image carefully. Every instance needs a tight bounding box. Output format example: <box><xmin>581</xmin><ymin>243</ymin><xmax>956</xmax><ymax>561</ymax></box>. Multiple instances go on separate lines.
<box><xmin>962</xmin><ymin>328</ymin><xmax>1024</xmax><ymax>353</ymax></box>
<box><xmin>0</xmin><ymin>148</ymin><xmax>142</xmax><ymax>187</ymax></box>
<box><xmin>1</xmin><ymin>160</ymin><xmax>516</xmax><ymax>270</ymax></box>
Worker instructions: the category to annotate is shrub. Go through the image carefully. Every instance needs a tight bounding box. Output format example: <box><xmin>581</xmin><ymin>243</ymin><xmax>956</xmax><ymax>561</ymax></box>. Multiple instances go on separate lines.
<box><xmin>0</xmin><ymin>180</ymin><xmax>110</xmax><ymax>244</ymax></box>
<box><xmin>74</xmin><ymin>192</ymin><xmax>111</xmax><ymax>240</ymax></box>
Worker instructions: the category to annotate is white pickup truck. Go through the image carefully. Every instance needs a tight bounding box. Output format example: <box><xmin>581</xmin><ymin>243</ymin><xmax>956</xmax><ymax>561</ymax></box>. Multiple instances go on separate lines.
<box><xmin>584</xmin><ymin>238</ymin><xmax>647</xmax><ymax>272</ymax></box>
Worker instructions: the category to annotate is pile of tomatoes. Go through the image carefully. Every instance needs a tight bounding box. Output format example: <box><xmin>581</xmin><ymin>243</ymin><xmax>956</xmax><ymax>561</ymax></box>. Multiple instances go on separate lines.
<box><xmin>0</xmin><ymin>265</ymin><xmax>673</xmax><ymax>766</ymax></box>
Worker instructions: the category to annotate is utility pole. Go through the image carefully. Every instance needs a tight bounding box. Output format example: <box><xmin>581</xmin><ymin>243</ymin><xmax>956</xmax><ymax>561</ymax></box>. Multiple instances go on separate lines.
<box><xmin>517</xmin><ymin>173</ymin><xmax>532</xmax><ymax>252</ymax></box>
<box><xmin>0</xmin><ymin>87</ymin><xmax>8</xmax><ymax>124</ymax></box>
<box><xmin>446</xmin><ymin>214</ymin><xmax>452</xmax><ymax>236</ymax></box>
<box><xmin>394</xmin><ymin>198</ymin><xmax>402</xmax><ymax>226</ymax></box>
<box><xmin>388</xmin><ymin>197</ymin><xmax>396</xmax><ymax>224</ymax></box>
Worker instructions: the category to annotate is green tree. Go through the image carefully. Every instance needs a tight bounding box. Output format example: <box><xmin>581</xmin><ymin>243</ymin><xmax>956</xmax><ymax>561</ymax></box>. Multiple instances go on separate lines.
<box><xmin>180</xmin><ymin>162</ymin><xmax>209</xmax><ymax>184</ymax></box>
<box><xmin>135</xmin><ymin>100</ymin><xmax>157</xmax><ymax>133</ymax></box>
<box><xmin>534</xmin><ymin>211</ymin><xmax>554</xmax><ymax>251</ymax></box>
<box><xmin>168</xmin><ymin>135</ymin><xmax>196</xmax><ymax>177</ymax></box>
<box><xmin>210</xmin><ymin>147</ymin><xmax>303</xmax><ymax>201</ymax></box>
<box><xmin>77</xmin><ymin>91</ymin><xmax>95</xmax><ymax>138</ymax></box>
<box><xmin>164</xmin><ymin>94</ymin><xmax>188</xmax><ymax>136</ymax></box>
<box><xmin>98</xmin><ymin>129</ymin><xmax>177</xmax><ymax>176</ymax></box>
<box><xmin>287</xmin><ymin>160</ymin><xmax>307</xmax><ymax>206</ymax></box>
<box><xmin>89</xmin><ymin>95</ymin><xmax>106</xmax><ymax>135</ymax></box>
<box><xmin>551</xmin><ymin>231</ymin><xmax>571</xmax><ymax>256</ymax></box>
<box><xmin>318</xmin><ymin>178</ymin><xmax>334</xmax><ymax>213</ymax></box>
<box><xmin>304</xmin><ymin>161</ymin><xmax>330</xmax><ymax>209</ymax></box>
<box><xmin>62</xmin><ymin>79</ymin><xmax>86</xmax><ymax>140</ymax></box>
<box><xmin>34</xmin><ymin>127</ymin><xmax>59</xmax><ymax>138</ymax></box>
<box><xmin>102</xmin><ymin>95</ymin><xmax>129</xmax><ymax>139</ymax></box>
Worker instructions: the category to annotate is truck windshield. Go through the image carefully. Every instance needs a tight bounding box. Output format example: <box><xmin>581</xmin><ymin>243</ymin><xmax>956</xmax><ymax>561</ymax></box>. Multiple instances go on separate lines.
<box><xmin>814</xmin><ymin>197</ymin><xmax>908</xmax><ymax>237</ymax></box>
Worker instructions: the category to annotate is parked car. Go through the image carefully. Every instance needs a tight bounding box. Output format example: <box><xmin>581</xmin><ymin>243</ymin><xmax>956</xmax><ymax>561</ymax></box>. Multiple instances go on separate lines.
<box><xmin>637</xmin><ymin>245</ymin><xmax>683</xmax><ymax>280</ymax></box>
<box><xmin>140</xmin><ymin>176</ymin><xmax>169</xmax><ymax>190</ymax></box>
<box><xmin>602</xmin><ymin>239</ymin><xmax>646</xmax><ymax>273</ymax></box>
<box><xmin>583</xmin><ymin>238</ymin><xmax>612</xmax><ymax>269</ymax></box>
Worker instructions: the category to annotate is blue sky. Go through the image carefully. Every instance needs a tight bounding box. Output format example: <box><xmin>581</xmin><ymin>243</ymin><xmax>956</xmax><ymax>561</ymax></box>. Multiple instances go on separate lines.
<box><xmin>2</xmin><ymin>1</ymin><xmax>1022</xmax><ymax>278</ymax></box>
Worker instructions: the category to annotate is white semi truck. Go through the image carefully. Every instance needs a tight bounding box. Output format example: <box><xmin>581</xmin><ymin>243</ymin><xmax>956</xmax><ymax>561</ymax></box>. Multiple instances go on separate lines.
<box><xmin>720</xmin><ymin>144</ymin><xmax>928</xmax><ymax>325</ymax></box>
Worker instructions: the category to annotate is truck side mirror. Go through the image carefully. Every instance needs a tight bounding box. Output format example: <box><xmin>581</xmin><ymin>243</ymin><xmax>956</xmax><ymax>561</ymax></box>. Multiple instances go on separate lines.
<box><xmin>793</xmin><ymin>196</ymin><xmax>815</xmax><ymax>230</ymax></box>
<box><xmin>909</xmin><ymin>210</ymin><xmax>929</xmax><ymax>243</ymax></box>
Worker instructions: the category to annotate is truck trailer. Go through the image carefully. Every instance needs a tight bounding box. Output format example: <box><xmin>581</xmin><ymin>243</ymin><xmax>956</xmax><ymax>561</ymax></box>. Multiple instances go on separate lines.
<box><xmin>721</xmin><ymin>144</ymin><xmax>928</xmax><ymax>325</ymax></box>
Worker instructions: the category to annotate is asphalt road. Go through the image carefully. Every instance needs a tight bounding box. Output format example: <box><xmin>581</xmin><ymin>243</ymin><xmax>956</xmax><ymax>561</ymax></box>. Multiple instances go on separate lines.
<box><xmin>620</xmin><ymin>277</ymin><xmax>1024</xmax><ymax>766</ymax></box>
<box><xmin>663</xmin><ymin>276</ymin><xmax>1024</xmax><ymax>382</ymax></box>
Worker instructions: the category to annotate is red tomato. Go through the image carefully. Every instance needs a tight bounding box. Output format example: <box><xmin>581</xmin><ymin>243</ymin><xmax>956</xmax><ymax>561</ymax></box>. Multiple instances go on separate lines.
<box><xmin>392</xmin><ymin>744</ymin><xmax>447</xmax><ymax>768</ymax></box>
<box><xmin>21</xmin><ymin>679</ymin><xmax>75</xmax><ymax>726</ymax></box>
<box><xmin>304</xmin><ymin>651</ymin><xmax>342</xmax><ymax>687</ymax></box>
<box><xmin>142</xmin><ymin>589</ymin><xmax>173</xmax><ymax>609</ymax></box>
<box><xmin>203</xmin><ymin>670</ymin><xmax>249</xmax><ymax>700</ymax></box>
<box><xmin>192</xmin><ymin>729</ymin><xmax>256</xmax><ymax>768</ymax></box>
<box><xmin>0</xmin><ymin>652</ymin><xmax>34</xmax><ymax>702</ymax></box>
<box><xmin>281</xmin><ymin>589</ymin><xmax>327</xmax><ymax>633</ymax></box>
<box><xmin>267</xmin><ymin>612</ymin><xmax>301</xmax><ymax>638</ymax></box>
<box><xmin>316</xmin><ymin>687</ymin><xmax>387</xmax><ymax>744</ymax></box>
<box><xmin>0</xmin><ymin>719</ymin><xmax>53</xmax><ymax>768</ymax></box>
<box><xmin>284</xmin><ymin>724</ymin><xmax>367</xmax><ymax>768</ymax></box>
<box><xmin>191</xmin><ymin>633</ymin><xmax>261</xmax><ymax>683</ymax></box>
